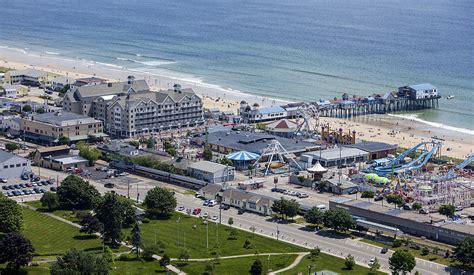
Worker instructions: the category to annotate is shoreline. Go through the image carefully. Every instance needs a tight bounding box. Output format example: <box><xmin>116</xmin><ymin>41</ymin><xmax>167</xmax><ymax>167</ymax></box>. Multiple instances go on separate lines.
<box><xmin>1</xmin><ymin>45</ymin><xmax>473</xmax><ymax>159</ymax></box>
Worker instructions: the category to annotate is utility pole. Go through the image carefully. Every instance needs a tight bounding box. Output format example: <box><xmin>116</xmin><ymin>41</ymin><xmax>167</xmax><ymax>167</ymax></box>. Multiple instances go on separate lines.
<box><xmin>127</xmin><ymin>178</ymin><xmax>130</xmax><ymax>199</ymax></box>
<box><xmin>205</xmin><ymin>220</ymin><xmax>209</xmax><ymax>249</ymax></box>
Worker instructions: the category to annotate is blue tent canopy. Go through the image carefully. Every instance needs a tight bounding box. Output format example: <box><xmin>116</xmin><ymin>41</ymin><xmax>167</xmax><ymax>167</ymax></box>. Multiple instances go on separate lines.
<box><xmin>226</xmin><ymin>151</ymin><xmax>260</xmax><ymax>161</ymax></box>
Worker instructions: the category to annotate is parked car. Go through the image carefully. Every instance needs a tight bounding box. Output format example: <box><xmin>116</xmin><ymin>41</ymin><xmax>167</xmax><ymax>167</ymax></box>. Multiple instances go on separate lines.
<box><xmin>238</xmin><ymin>208</ymin><xmax>245</xmax><ymax>215</ymax></box>
<box><xmin>26</xmin><ymin>183</ymin><xmax>32</xmax><ymax>188</ymax></box>
<box><xmin>50</xmin><ymin>187</ymin><xmax>57</xmax><ymax>192</ymax></box>
<box><xmin>374</xmin><ymin>195</ymin><xmax>384</xmax><ymax>202</ymax></box>
<box><xmin>220</xmin><ymin>204</ymin><xmax>230</xmax><ymax>210</ymax></box>
<box><xmin>39</xmin><ymin>189</ymin><xmax>45</xmax><ymax>193</ymax></box>
<box><xmin>211</xmin><ymin>215</ymin><xmax>218</xmax><ymax>221</ymax></box>
<box><xmin>201</xmin><ymin>212</ymin><xmax>209</xmax><ymax>218</ymax></box>
<box><xmin>19</xmin><ymin>183</ymin><xmax>26</xmax><ymax>188</ymax></box>
<box><xmin>13</xmin><ymin>184</ymin><xmax>20</xmax><ymax>189</ymax></box>
<box><xmin>297</xmin><ymin>193</ymin><xmax>309</xmax><ymax>198</ymax></box>
<box><xmin>381</xmin><ymin>247</ymin><xmax>388</xmax><ymax>254</ymax></box>
<box><xmin>178</xmin><ymin>206</ymin><xmax>185</xmax><ymax>211</ymax></box>
<box><xmin>202</xmin><ymin>200</ymin><xmax>210</xmax><ymax>206</ymax></box>
<box><xmin>0</xmin><ymin>178</ymin><xmax>7</xmax><ymax>183</ymax></box>
<box><xmin>192</xmin><ymin>208</ymin><xmax>201</xmax><ymax>215</ymax></box>
<box><xmin>1</xmin><ymin>186</ymin><xmax>7</xmax><ymax>190</ymax></box>
<box><xmin>419</xmin><ymin>208</ymin><xmax>429</xmax><ymax>214</ymax></box>
<box><xmin>208</xmin><ymin>200</ymin><xmax>217</xmax><ymax>207</ymax></box>
<box><xmin>104</xmin><ymin>183</ymin><xmax>115</xmax><ymax>188</ymax></box>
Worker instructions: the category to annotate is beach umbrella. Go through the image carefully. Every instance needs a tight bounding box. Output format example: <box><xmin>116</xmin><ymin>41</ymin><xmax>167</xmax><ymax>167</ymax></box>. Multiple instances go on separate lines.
<box><xmin>226</xmin><ymin>151</ymin><xmax>260</xmax><ymax>161</ymax></box>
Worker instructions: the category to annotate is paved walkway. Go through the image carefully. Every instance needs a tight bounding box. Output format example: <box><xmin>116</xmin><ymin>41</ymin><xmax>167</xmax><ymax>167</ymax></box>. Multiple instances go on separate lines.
<box><xmin>20</xmin><ymin>203</ymin><xmax>185</xmax><ymax>274</ymax></box>
<box><xmin>269</xmin><ymin>252</ymin><xmax>309</xmax><ymax>274</ymax></box>
<box><xmin>171</xmin><ymin>252</ymin><xmax>307</xmax><ymax>262</ymax></box>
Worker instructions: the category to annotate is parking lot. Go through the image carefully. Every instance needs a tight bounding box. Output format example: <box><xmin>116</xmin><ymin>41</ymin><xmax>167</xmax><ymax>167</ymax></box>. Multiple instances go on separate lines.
<box><xmin>1</xmin><ymin>178</ymin><xmax>57</xmax><ymax>200</ymax></box>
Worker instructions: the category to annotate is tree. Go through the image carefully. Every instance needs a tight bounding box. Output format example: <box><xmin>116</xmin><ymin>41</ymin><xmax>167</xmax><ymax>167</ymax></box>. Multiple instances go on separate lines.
<box><xmin>5</xmin><ymin>143</ymin><xmax>18</xmax><ymax>152</ymax></box>
<box><xmin>143</xmin><ymin>187</ymin><xmax>177</xmax><ymax>217</ymax></box>
<box><xmin>22</xmin><ymin>105</ymin><xmax>32</xmax><ymax>112</ymax></box>
<box><xmin>304</xmin><ymin>207</ymin><xmax>324</xmax><ymax>225</ymax></box>
<box><xmin>271</xmin><ymin>197</ymin><xmax>299</xmax><ymax>220</ymax></box>
<box><xmin>36</xmin><ymin>107</ymin><xmax>46</xmax><ymax>114</ymax></box>
<box><xmin>412</xmin><ymin>202</ymin><xmax>422</xmax><ymax>210</ymax></box>
<box><xmin>344</xmin><ymin>254</ymin><xmax>355</xmax><ymax>270</ymax></box>
<box><xmin>421</xmin><ymin>247</ymin><xmax>430</xmax><ymax>256</ymax></box>
<box><xmin>58</xmin><ymin>136</ymin><xmax>70</xmax><ymax>145</ymax></box>
<box><xmin>220</xmin><ymin>157</ymin><xmax>233</xmax><ymax>166</ymax></box>
<box><xmin>0</xmin><ymin>197</ymin><xmax>22</xmax><ymax>232</ymax></box>
<box><xmin>146</xmin><ymin>137</ymin><xmax>155</xmax><ymax>149</ymax></box>
<box><xmin>310</xmin><ymin>247</ymin><xmax>320</xmax><ymax>261</ymax></box>
<box><xmin>386</xmin><ymin>194</ymin><xmax>404</xmax><ymax>207</ymax></box>
<box><xmin>119</xmin><ymin>196</ymin><xmax>137</xmax><ymax>227</ymax></box>
<box><xmin>370</xmin><ymin>257</ymin><xmax>380</xmax><ymax>273</ymax></box>
<box><xmin>77</xmin><ymin>142</ymin><xmax>101</xmax><ymax>166</ymax></box>
<box><xmin>228</xmin><ymin>229</ymin><xmax>238</xmax><ymax>240</ymax></box>
<box><xmin>57</xmin><ymin>175</ymin><xmax>101</xmax><ymax>210</ymax></box>
<box><xmin>361</xmin><ymin>190</ymin><xmax>375</xmax><ymax>199</ymax></box>
<box><xmin>228</xmin><ymin>217</ymin><xmax>234</xmax><ymax>227</ymax></box>
<box><xmin>178</xmin><ymin>249</ymin><xmax>190</xmax><ymax>262</ymax></box>
<box><xmin>131</xmin><ymin>223</ymin><xmax>142</xmax><ymax>259</ymax></box>
<box><xmin>79</xmin><ymin>214</ymin><xmax>103</xmax><ymax>235</ymax></box>
<box><xmin>203</xmin><ymin>145</ymin><xmax>212</xmax><ymax>161</ymax></box>
<box><xmin>58</xmin><ymin>84</ymin><xmax>70</xmax><ymax>95</ymax></box>
<box><xmin>0</xmin><ymin>232</ymin><xmax>34</xmax><ymax>271</ymax></box>
<box><xmin>438</xmin><ymin>204</ymin><xmax>455</xmax><ymax>218</ymax></box>
<box><xmin>250</xmin><ymin>259</ymin><xmax>263</xmax><ymax>275</ymax></box>
<box><xmin>453</xmin><ymin>236</ymin><xmax>474</xmax><ymax>267</ymax></box>
<box><xmin>129</xmin><ymin>140</ymin><xmax>140</xmax><ymax>148</ymax></box>
<box><xmin>40</xmin><ymin>192</ymin><xmax>59</xmax><ymax>211</ymax></box>
<box><xmin>389</xmin><ymin>250</ymin><xmax>416</xmax><ymax>275</ymax></box>
<box><xmin>159</xmin><ymin>254</ymin><xmax>170</xmax><ymax>268</ymax></box>
<box><xmin>323</xmin><ymin>208</ymin><xmax>356</xmax><ymax>232</ymax></box>
<box><xmin>142</xmin><ymin>243</ymin><xmax>164</xmax><ymax>261</ymax></box>
<box><xmin>50</xmin><ymin>248</ymin><xmax>109</xmax><ymax>275</ymax></box>
<box><xmin>95</xmin><ymin>193</ymin><xmax>126</xmax><ymax>245</ymax></box>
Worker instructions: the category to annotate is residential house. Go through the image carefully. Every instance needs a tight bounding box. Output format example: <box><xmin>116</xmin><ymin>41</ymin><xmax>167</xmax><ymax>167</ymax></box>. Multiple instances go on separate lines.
<box><xmin>221</xmin><ymin>188</ymin><xmax>274</xmax><ymax>216</ymax></box>
<box><xmin>198</xmin><ymin>184</ymin><xmax>222</xmax><ymax>200</ymax></box>
<box><xmin>51</xmin><ymin>76</ymin><xmax>76</xmax><ymax>91</ymax></box>
<box><xmin>6</xmin><ymin>69</ymin><xmax>56</xmax><ymax>87</ymax></box>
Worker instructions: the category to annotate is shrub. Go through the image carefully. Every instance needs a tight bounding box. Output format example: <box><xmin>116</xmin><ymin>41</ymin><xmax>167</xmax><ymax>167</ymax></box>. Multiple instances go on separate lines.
<box><xmin>243</xmin><ymin>239</ymin><xmax>253</xmax><ymax>249</ymax></box>
<box><xmin>141</xmin><ymin>218</ymin><xmax>150</xmax><ymax>224</ymax></box>
<box><xmin>392</xmin><ymin>239</ymin><xmax>403</xmax><ymax>248</ymax></box>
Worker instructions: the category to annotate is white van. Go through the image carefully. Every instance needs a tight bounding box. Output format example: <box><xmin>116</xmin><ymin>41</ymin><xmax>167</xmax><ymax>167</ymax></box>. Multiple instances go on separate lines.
<box><xmin>315</xmin><ymin>204</ymin><xmax>327</xmax><ymax>212</ymax></box>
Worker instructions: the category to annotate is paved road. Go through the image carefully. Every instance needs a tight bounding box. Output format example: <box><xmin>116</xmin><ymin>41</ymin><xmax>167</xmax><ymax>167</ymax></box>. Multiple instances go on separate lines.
<box><xmin>22</xmin><ymin>167</ymin><xmax>461</xmax><ymax>275</ymax></box>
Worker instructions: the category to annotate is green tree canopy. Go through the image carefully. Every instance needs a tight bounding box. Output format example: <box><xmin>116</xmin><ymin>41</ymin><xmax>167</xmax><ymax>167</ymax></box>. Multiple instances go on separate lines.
<box><xmin>5</xmin><ymin>143</ymin><xmax>18</xmax><ymax>152</ymax></box>
<box><xmin>0</xmin><ymin>197</ymin><xmax>22</xmax><ymax>232</ymax></box>
<box><xmin>40</xmin><ymin>192</ymin><xmax>59</xmax><ymax>211</ymax></box>
<box><xmin>370</xmin><ymin>257</ymin><xmax>381</xmax><ymax>273</ymax></box>
<box><xmin>57</xmin><ymin>175</ymin><xmax>101</xmax><ymax>210</ymax></box>
<box><xmin>36</xmin><ymin>107</ymin><xmax>46</xmax><ymax>114</ymax></box>
<box><xmin>438</xmin><ymin>204</ymin><xmax>455</xmax><ymax>218</ymax></box>
<box><xmin>304</xmin><ymin>207</ymin><xmax>324</xmax><ymax>225</ymax></box>
<box><xmin>250</xmin><ymin>259</ymin><xmax>263</xmax><ymax>275</ymax></box>
<box><xmin>271</xmin><ymin>197</ymin><xmax>300</xmax><ymax>220</ymax></box>
<box><xmin>453</xmin><ymin>236</ymin><xmax>474</xmax><ymax>267</ymax></box>
<box><xmin>203</xmin><ymin>145</ymin><xmax>213</xmax><ymax>161</ymax></box>
<box><xmin>323</xmin><ymin>208</ymin><xmax>356</xmax><ymax>232</ymax></box>
<box><xmin>50</xmin><ymin>248</ymin><xmax>109</xmax><ymax>275</ymax></box>
<box><xmin>344</xmin><ymin>254</ymin><xmax>355</xmax><ymax>270</ymax></box>
<box><xmin>22</xmin><ymin>105</ymin><xmax>32</xmax><ymax>112</ymax></box>
<box><xmin>143</xmin><ymin>187</ymin><xmax>177</xmax><ymax>217</ymax></box>
<box><xmin>95</xmin><ymin>193</ymin><xmax>128</xmax><ymax>245</ymax></box>
<box><xmin>131</xmin><ymin>223</ymin><xmax>142</xmax><ymax>259</ymax></box>
<box><xmin>386</xmin><ymin>194</ymin><xmax>404</xmax><ymax>207</ymax></box>
<box><xmin>361</xmin><ymin>190</ymin><xmax>375</xmax><ymax>198</ymax></box>
<box><xmin>159</xmin><ymin>254</ymin><xmax>170</xmax><ymax>267</ymax></box>
<box><xmin>412</xmin><ymin>202</ymin><xmax>422</xmax><ymax>210</ymax></box>
<box><xmin>389</xmin><ymin>250</ymin><xmax>416</xmax><ymax>275</ymax></box>
<box><xmin>79</xmin><ymin>214</ymin><xmax>103</xmax><ymax>235</ymax></box>
<box><xmin>0</xmin><ymin>232</ymin><xmax>34</xmax><ymax>271</ymax></box>
<box><xmin>77</xmin><ymin>142</ymin><xmax>101</xmax><ymax>166</ymax></box>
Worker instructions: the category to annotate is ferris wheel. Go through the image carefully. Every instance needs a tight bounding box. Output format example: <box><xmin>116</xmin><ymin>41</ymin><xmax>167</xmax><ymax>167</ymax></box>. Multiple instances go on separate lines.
<box><xmin>295</xmin><ymin>103</ymin><xmax>320</xmax><ymax>137</ymax></box>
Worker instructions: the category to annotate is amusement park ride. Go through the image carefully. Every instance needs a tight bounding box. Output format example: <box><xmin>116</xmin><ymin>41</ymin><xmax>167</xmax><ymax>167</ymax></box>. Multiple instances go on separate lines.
<box><xmin>295</xmin><ymin>103</ymin><xmax>320</xmax><ymax>137</ymax></box>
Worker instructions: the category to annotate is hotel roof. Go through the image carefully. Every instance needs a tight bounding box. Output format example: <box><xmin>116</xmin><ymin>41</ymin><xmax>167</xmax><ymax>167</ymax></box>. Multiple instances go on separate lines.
<box><xmin>75</xmin><ymin>80</ymin><xmax>150</xmax><ymax>98</ymax></box>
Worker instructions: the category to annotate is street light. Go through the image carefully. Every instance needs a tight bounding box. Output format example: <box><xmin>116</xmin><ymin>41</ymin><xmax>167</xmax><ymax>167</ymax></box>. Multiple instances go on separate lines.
<box><xmin>308</xmin><ymin>264</ymin><xmax>314</xmax><ymax>275</ymax></box>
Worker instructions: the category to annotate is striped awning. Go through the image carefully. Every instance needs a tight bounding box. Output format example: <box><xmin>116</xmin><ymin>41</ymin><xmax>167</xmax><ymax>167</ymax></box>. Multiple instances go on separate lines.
<box><xmin>226</xmin><ymin>151</ymin><xmax>260</xmax><ymax>161</ymax></box>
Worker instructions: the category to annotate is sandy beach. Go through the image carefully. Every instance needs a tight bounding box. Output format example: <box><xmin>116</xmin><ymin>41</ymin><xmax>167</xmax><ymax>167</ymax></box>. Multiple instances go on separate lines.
<box><xmin>1</xmin><ymin>46</ymin><xmax>473</xmax><ymax>159</ymax></box>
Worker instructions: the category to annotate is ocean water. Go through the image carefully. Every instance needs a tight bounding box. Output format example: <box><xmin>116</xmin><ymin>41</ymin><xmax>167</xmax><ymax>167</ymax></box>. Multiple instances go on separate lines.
<box><xmin>1</xmin><ymin>0</ymin><xmax>473</xmax><ymax>131</ymax></box>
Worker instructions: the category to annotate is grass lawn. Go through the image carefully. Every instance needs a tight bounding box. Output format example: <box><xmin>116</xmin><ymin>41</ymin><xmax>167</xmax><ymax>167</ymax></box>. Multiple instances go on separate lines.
<box><xmin>24</xmin><ymin>201</ymin><xmax>84</xmax><ymax>223</ymax></box>
<box><xmin>124</xmin><ymin>212</ymin><xmax>307</xmax><ymax>259</ymax></box>
<box><xmin>359</xmin><ymin>239</ymin><xmax>454</xmax><ymax>266</ymax></box>
<box><xmin>175</xmin><ymin>254</ymin><xmax>298</xmax><ymax>274</ymax></box>
<box><xmin>0</xmin><ymin>263</ymin><xmax>50</xmax><ymax>275</ymax></box>
<box><xmin>280</xmin><ymin>253</ymin><xmax>385</xmax><ymax>275</ymax></box>
<box><xmin>22</xmin><ymin>207</ymin><xmax>103</xmax><ymax>257</ymax></box>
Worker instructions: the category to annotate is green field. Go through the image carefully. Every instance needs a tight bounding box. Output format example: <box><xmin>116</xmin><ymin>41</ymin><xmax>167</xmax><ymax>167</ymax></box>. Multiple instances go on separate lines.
<box><xmin>280</xmin><ymin>253</ymin><xmax>384</xmax><ymax>275</ymax></box>
<box><xmin>126</xmin><ymin>212</ymin><xmax>307</xmax><ymax>259</ymax></box>
<box><xmin>176</xmin><ymin>254</ymin><xmax>297</xmax><ymax>275</ymax></box>
<box><xmin>24</xmin><ymin>201</ymin><xmax>83</xmax><ymax>223</ymax></box>
<box><xmin>22</xmin><ymin>208</ymin><xmax>103</xmax><ymax>257</ymax></box>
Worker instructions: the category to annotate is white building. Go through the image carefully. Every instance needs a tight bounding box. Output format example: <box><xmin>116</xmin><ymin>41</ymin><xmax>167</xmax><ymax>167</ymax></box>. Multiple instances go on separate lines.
<box><xmin>0</xmin><ymin>150</ymin><xmax>31</xmax><ymax>179</ymax></box>
<box><xmin>405</xmin><ymin>83</ymin><xmax>438</xmax><ymax>99</ymax></box>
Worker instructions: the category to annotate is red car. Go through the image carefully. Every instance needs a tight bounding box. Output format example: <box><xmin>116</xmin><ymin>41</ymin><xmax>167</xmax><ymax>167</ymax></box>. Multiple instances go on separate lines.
<box><xmin>192</xmin><ymin>208</ymin><xmax>201</xmax><ymax>215</ymax></box>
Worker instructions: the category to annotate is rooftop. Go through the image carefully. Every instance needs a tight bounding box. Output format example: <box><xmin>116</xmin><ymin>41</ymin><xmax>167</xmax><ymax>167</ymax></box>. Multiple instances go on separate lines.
<box><xmin>199</xmin><ymin>184</ymin><xmax>222</xmax><ymax>194</ymax></box>
<box><xmin>46</xmin><ymin>155</ymin><xmax>88</xmax><ymax>165</ymax></box>
<box><xmin>347</xmin><ymin>141</ymin><xmax>397</xmax><ymax>153</ymax></box>
<box><xmin>31</xmin><ymin>111</ymin><xmax>101</xmax><ymax>126</ymax></box>
<box><xmin>408</xmin><ymin>83</ymin><xmax>437</xmax><ymax>91</ymax></box>
<box><xmin>75</xmin><ymin>80</ymin><xmax>149</xmax><ymax>98</ymax></box>
<box><xmin>303</xmin><ymin>147</ymin><xmax>368</xmax><ymax>161</ymax></box>
<box><xmin>10</xmin><ymin>69</ymin><xmax>47</xmax><ymax>78</ymax></box>
<box><xmin>188</xmin><ymin>161</ymin><xmax>232</xmax><ymax>173</ymax></box>
<box><xmin>193</xmin><ymin>130</ymin><xmax>318</xmax><ymax>154</ymax></box>
<box><xmin>258</xmin><ymin>106</ymin><xmax>286</xmax><ymax>115</ymax></box>
<box><xmin>0</xmin><ymin>150</ymin><xmax>26</xmax><ymax>163</ymax></box>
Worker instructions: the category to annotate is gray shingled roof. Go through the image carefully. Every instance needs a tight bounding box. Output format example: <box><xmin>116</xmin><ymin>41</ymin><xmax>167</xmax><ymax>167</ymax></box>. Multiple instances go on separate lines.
<box><xmin>10</xmin><ymin>69</ymin><xmax>47</xmax><ymax>78</ymax></box>
<box><xmin>0</xmin><ymin>150</ymin><xmax>25</xmax><ymax>163</ymax></box>
<box><xmin>188</xmin><ymin>161</ymin><xmax>230</xmax><ymax>173</ymax></box>
<box><xmin>347</xmin><ymin>141</ymin><xmax>397</xmax><ymax>153</ymax></box>
<box><xmin>76</xmin><ymin>80</ymin><xmax>150</xmax><ymax>98</ymax></box>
